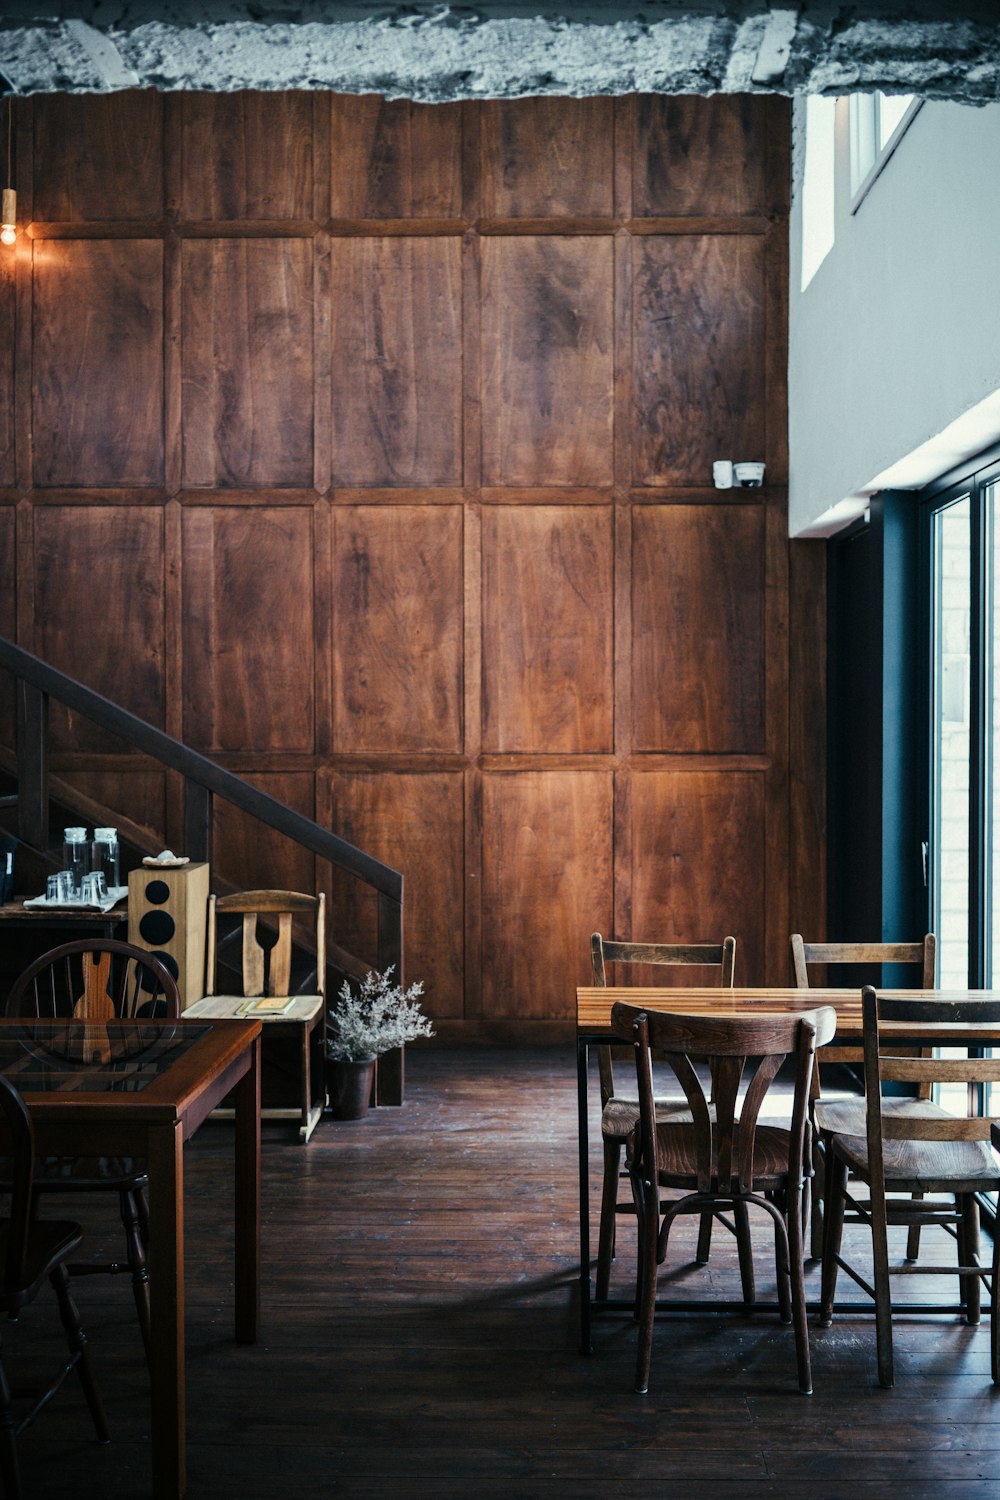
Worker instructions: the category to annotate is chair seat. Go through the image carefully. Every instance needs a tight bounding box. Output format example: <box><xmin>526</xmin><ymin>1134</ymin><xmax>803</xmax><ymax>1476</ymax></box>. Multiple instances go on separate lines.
<box><xmin>601</xmin><ymin>1096</ymin><xmax>698</xmax><ymax>1142</ymax></box>
<box><xmin>0</xmin><ymin>1220</ymin><xmax>83</xmax><ymax>1306</ymax></box>
<box><xmin>830</xmin><ymin>1113</ymin><xmax>1000</xmax><ymax>1193</ymax></box>
<box><xmin>814</xmin><ymin>1095</ymin><xmax>938</xmax><ymax>1136</ymax></box>
<box><xmin>653</xmin><ymin>1122</ymin><xmax>793</xmax><ymax>1191</ymax></box>
<box><xmin>0</xmin><ymin>1156</ymin><xmax>147</xmax><ymax>1192</ymax></box>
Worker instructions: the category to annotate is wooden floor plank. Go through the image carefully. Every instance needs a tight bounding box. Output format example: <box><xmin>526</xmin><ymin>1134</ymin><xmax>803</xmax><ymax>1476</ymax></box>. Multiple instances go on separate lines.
<box><xmin>7</xmin><ymin>1047</ymin><xmax>1000</xmax><ymax>1498</ymax></box>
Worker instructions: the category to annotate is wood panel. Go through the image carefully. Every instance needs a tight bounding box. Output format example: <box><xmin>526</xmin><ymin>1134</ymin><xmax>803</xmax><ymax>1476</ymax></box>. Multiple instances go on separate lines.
<box><xmin>630</xmin><ymin>235</ymin><xmax>766</xmax><ymax>488</ymax></box>
<box><xmin>481</xmin><ymin>237</ymin><xmax>614</xmax><ymax>488</ymax></box>
<box><xmin>631</xmin><ymin>504</ymin><xmax>765</xmax><ymax>753</ymax></box>
<box><xmin>0</xmin><ymin>505</ymin><xmax>14</xmax><ymax>750</ymax></box>
<box><xmin>32</xmin><ymin>91</ymin><xmax>163</xmax><ymax>222</ymax></box>
<box><xmin>330</xmin><ymin>237</ymin><xmax>462</xmax><ymax>486</ymax></box>
<box><xmin>32</xmin><ymin>239</ymin><xmax>164</xmax><ymax>487</ymax></box>
<box><xmin>181</xmin><ymin>239</ymin><xmax>314</xmax><ymax>487</ymax></box>
<box><xmin>213</xmin><ymin>771</ymin><xmax>316</xmax><ymax>895</ymax></box>
<box><xmin>481</xmin><ymin>772</ymin><xmax>614</xmax><ymax>1019</ymax></box>
<box><xmin>60</xmin><ymin>769</ymin><xmax>169</xmax><ymax>845</ymax></box>
<box><xmin>181</xmin><ymin>505</ymin><xmax>315</xmax><ymax>753</ymax></box>
<box><xmin>479</xmin><ymin>98</ymin><xmax>614</xmax><ymax>219</ymax></box>
<box><xmin>177</xmin><ymin>92</ymin><xmax>314</xmax><ymax>221</ymax></box>
<box><xmin>322</xmin><ymin>771</ymin><xmax>465</xmax><ymax>1017</ymax></box>
<box><xmin>631</xmin><ymin>94</ymin><xmax>771</xmax><ymax>217</ymax></box>
<box><xmin>482</xmin><ymin>505</ymin><xmax>614</xmax><ymax>753</ymax></box>
<box><xmin>331</xmin><ymin>505</ymin><xmax>463</xmax><ymax>753</ymax></box>
<box><xmin>330</xmin><ymin>97</ymin><xmax>463</xmax><ymax>220</ymax></box>
<box><xmin>32</xmin><ymin>505</ymin><xmax>164</xmax><ymax>750</ymax></box>
<box><xmin>630</xmin><ymin>770</ymin><xmax>766</xmax><ymax>985</ymax></box>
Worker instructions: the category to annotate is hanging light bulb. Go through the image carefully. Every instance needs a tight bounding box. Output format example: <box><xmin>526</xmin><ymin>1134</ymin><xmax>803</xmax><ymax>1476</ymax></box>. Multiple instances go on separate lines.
<box><xmin>0</xmin><ymin>188</ymin><xmax>14</xmax><ymax>246</ymax></box>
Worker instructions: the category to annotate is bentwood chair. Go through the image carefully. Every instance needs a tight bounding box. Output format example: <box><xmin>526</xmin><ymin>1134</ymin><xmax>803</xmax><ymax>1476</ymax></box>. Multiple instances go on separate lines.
<box><xmin>821</xmin><ymin>987</ymin><xmax>1000</xmax><ymax>1388</ymax></box>
<box><xmin>611</xmin><ymin>1000</ymin><xmax>837</xmax><ymax>1395</ymax></box>
<box><xmin>591</xmin><ymin>933</ymin><xmax>737</xmax><ymax>1300</ymax></box>
<box><xmin>790</xmin><ymin>933</ymin><xmax>937</xmax><ymax>1257</ymax></box>
<box><xmin>0</xmin><ymin>1070</ymin><xmax>109</xmax><ymax>1496</ymax></box>
<box><xmin>4</xmin><ymin>939</ymin><xmax>181</xmax><ymax>1361</ymax></box>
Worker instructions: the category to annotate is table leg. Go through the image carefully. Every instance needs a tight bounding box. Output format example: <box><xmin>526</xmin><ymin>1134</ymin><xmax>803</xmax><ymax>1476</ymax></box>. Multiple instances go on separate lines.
<box><xmin>234</xmin><ymin>1032</ymin><xmax>261</xmax><ymax>1342</ymax></box>
<box><xmin>146</xmin><ymin>1118</ymin><xmax>185</xmax><ymax>1500</ymax></box>
<box><xmin>578</xmin><ymin>1035</ymin><xmax>593</xmax><ymax>1355</ymax></box>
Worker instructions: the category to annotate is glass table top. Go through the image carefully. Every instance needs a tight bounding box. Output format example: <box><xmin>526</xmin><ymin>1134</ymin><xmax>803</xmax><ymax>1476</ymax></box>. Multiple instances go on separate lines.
<box><xmin>0</xmin><ymin>1021</ymin><xmax>212</xmax><ymax>1093</ymax></box>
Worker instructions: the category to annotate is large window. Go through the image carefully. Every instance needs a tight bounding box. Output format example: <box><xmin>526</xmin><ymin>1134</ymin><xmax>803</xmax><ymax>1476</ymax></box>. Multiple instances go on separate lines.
<box><xmin>925</xmin><ymin>454</ymin><xmax>1000</xmax><ymax>988</ymax></box>
<box><xmin>849</xmin><ymin>92</ymin><xmax>919</xmax><ymax>206</ymax></box>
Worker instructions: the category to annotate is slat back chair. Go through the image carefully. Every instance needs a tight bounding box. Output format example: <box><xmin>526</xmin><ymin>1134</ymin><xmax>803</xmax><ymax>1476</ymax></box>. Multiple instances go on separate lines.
<box><xmin>4</xmin><ymin>940</ymin><xmax>180</xmax><ymax>1362</ymax></box>
<box><xmin>591</xmin><ymin>933</ymin><xmax>737</xmax><ymax>1301</ymax></box>
<box><xmin>610</xmin><ymin>1000</ymin><xmax>837</xmax><ymax>1396</ymax></box>
<box><xmin>820</xmin><ymin>987</ymin><xmax>1000</xmax><ymax>1388</ymax></box>
<box><xmin>791</xmin><ymin>933</ymin><xmax>936</xmax><ymax>1257</ymax></box>
<box><xmin>0</xmin><ymin>1071</ymin><xmax>109</xmax><ymax>1497</ymax></box>
<box><xmin>207</xmin><ymin>889</ymin><xmax>326</xmax><ymax>1001</ymax></box>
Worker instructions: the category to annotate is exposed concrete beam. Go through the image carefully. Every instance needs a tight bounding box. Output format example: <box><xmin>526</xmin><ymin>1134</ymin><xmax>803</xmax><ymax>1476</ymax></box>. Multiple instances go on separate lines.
<box><xmin>0</xmin><ymin>3</ymin><xmax>998</xmax><ymax>101</ymax></box>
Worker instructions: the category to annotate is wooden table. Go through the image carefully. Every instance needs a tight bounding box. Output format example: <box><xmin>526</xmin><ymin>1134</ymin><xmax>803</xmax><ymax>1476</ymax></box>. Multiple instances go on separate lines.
<box><xmin>0</xmin><ymin>1015</ymin><xmax>262</xmax><ymax>1500</ymax></box>
<box><xmin>576</xmin><ymin>985</ymin><xmax>1000</xmax><ymax>1352</ymax></box>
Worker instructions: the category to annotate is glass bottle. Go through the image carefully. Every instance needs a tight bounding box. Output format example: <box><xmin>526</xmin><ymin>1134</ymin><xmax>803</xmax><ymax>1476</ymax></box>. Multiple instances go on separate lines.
<box><xmin>92</xmin><ymin>827</ymin><xmax>120</xmax><ymax>890</ymax></box>
<box><xmin>62</xmin><ymin>827</ymin><xmax>90</xmax><ymax>896</ymax></box>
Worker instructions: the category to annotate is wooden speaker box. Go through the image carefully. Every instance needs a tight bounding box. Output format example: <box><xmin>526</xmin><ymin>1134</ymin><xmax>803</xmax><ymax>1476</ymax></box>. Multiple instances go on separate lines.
<box><xmin>128</xmin><ymin>863</ymin><xmax>211</xmax><ymax>1011</ymax></box>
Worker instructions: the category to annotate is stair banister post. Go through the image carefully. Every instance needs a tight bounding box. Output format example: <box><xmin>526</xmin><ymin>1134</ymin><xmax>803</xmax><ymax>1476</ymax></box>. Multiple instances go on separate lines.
<box><xmin>16</xmin><ymin>681</ymin><xmax>48</xmax><ymax>852</ymax></box>
<box><xmin>183</xmin><ymin>780</ymin><xmax>213</xmax><ymax>865</ymax></box>
<box><xmin>375</xmin><ymin>888</ymin><xmax>405</xmax><ymax>1106</ymax></box>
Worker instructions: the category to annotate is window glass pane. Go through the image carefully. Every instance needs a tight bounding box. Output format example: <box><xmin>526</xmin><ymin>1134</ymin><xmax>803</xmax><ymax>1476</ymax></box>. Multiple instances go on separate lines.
<box><xmin>800</xmin><ymin>95</ymin><xmax>836</xmax><ymax>291</ymax></box>
<box><xmin>932</xmin><ymin>495</ymin><xmax>971</xmax><ymax>987</ymax></box>
<box><xmin>849</xmin><ymin>94</ymin><xmax>877</xmax><ymax>195</ymax></box>
<box><xmin>878</xmin><ymin>92</ymin><xmax>914</xmax><ymax>149</ymax></box>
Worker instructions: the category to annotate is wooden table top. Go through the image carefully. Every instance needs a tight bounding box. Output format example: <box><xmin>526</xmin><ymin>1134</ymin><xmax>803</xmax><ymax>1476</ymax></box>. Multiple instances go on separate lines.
<box><xmin>0</xmin><ymin>899</ymin><xmax>127</xmax><ymax>925</ymax></box>
<box><xmin>576</xmin><ymin>986</ymin><xmax>1000</xmax><ymax>1042</ymax></box>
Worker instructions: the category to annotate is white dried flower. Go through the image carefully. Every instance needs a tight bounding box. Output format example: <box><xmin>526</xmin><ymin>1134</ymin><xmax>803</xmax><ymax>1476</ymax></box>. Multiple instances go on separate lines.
<box><xmin>327</xmin><ymin>965</ymin><xmax>434</xmax><ymax>1061</ymax></box>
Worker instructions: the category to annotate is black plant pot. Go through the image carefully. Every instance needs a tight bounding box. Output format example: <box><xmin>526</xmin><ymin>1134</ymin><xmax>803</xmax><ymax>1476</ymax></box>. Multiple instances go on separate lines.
<box><xmin>326</xmin><ymin>1056</ymin><xmax>376</xmax><ymax>1120</ymax></box>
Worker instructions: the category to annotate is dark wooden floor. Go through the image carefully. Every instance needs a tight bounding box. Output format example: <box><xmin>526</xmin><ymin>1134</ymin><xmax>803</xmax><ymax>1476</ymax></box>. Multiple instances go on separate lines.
<box><xmin>9</xmin><ymin>1048</ymin><xmax>1000</xmax><ymax>1498</ymax></box>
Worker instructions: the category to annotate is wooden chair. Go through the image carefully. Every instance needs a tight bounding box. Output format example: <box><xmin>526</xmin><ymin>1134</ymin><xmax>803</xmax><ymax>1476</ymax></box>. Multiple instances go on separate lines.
<box><xmin>820</xmin><ymin>987</ymin><xmax>1000</xmax><ymax>1388</ymax></box>
<box><xmin>4</xmin><ymin>939</ymin><xmax>181</xmax><ymax>1361</ymax></box>
<box><xmin>610</xmin><ymin>1000</ymin><xmax>837</xmax><ymax>1395</ymax></box>
<box><xmin>591</xmin><ymin>933</ymin><xmax>738</xmax><ymax>1300</ymax></box>
<box><xmin>191</xmin><ymin>890</ymin><xmax>326</xmax><ymax>1142</ymax></box>
<box><xmin>790</xmin><ymin>933</ymin><xmax>936</xmax><ymax>1257</ymax></box>
<box><xmin>0</xmin><ymin>1068</ymin><xmax>110</xmax><ymax>1497</ymax></box>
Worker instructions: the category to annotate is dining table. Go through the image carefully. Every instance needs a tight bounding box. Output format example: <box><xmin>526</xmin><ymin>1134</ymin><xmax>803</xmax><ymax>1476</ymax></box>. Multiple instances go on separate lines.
<box><xmin>0</xmin><ymin>1013</ymin><xmax>262</xmax><ymax>1500</ymax></box>
<box><xmin>576</xmin><ymin>984</ymin><xmax>1000</xmax><ymax>1353</ymax></box>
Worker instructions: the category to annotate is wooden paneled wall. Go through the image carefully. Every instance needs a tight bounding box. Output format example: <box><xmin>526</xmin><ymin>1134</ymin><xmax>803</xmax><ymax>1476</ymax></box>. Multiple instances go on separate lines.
<box><xmin>0</xmin><ymin>90</ymin><xmax>825</xmax><ymax>1034</ymax></box>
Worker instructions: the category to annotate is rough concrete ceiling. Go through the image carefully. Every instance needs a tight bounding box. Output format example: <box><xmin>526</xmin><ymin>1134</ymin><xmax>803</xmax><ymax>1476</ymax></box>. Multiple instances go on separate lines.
<box><xmin>1</xmin><ymin>2</ymin><xmax>998</xmax><ymax>101</ymax></box>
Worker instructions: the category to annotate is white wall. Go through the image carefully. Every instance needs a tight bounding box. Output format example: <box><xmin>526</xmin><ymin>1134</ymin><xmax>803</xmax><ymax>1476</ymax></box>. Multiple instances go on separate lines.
<box><xmin>788</xmin><ymin>98</ymin><xmax>1000</xmax><ymax>538</ymax></box>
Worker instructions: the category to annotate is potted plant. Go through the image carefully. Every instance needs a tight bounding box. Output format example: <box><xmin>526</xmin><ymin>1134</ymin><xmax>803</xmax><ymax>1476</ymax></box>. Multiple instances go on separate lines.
<box><xmin>326</xmin><ymin>966</ymin><xmax>433</xmax><ymax>1119</ymax></box>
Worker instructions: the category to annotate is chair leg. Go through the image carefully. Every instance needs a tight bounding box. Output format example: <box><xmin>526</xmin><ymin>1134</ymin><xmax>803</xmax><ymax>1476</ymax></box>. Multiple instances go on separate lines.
<box><xmin>120</xmin><ymin>1188</ymin><xmax>152</xmax><ymax>1360</ymax></box>
<box><xmin>868</xmin><ymin>1173</ymin><xmax>895</xmax><ymax>1390</ymax></box>
<box><xmin>960</xmin><ymin>1193</ymin><xmax>981</xmax><ymax>1325</ymax></box>
<box><xmin>785</xmin><ymin>1185</ymin><xmax>813</xmax><ymax>1395</ymax></box>
<box><xmin>50</xmin><ymin>1264</ymin><xmax>110</xmax><ymax>1443</ymax></box>
<box><xmin>0</xmin><ymin>1341</ymin><xmax>20</xmax><ymax>1500</ymax></box>
<box><xmin>905</xmin><ymin>1194</ymin><xmax>923</xmax><ymax>1261</ymax></box>
<box><xmin>734</xmin><ymin>1201</ymin><xmax>756</xmax><ymax>1305</ymax></box>
<box><xmin>819</xmin><ymin>1153</ymin><xmax>848</xmax><ymax>1327</ymax></box>
<box><xmin>810</xmin><ymin>1135</ymin><xmax>826</xmax><ymax>1260</ymax></box>
<box><xmin>695</xmin><ymin>1209</ymin><xmax>714</xmax><ymax>1264</ymax></box>
<box><xmin>992</xmin><ymin>1199</ymin><xmax>1000</xmax><ymax>1385</ymax></box>
<box><xmin>772</xmin><ymin>1195</ymin><xmax>791</xmax><ymax>1324</ymax></box>
<box><xmin>634</xmin><ymin>1186</ymin><xmax>659</xmax><ymax>1395</ymax></box>
<box><xmin>596</xmin><ymin>1140</ymin><xmax>623</xmax><ymax>1301</ymax></box>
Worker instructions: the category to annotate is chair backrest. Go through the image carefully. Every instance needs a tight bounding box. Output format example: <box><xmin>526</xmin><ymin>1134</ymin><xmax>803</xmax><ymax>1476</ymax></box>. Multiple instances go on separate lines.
<box><xmin>610</xmin><ymin>1001</ymin><xmax>837</xmax><ymax>1192</ymax></box>
<box><xmin>0</xmin><ymin>1072</ymin><xmax>35</xmax><ymax>1294</ymax></box>
<box><xmin>861</xmin><ymin>986</ymin><xmax>1000</xmax><ymax>1157</ymax></box>
<box><xmin>790</xmin><ymin>933</ymin><xmax>936</xmax><ymax>990</ymax></box>
<box><xmin>6</xmin><ymin>939</ymin><xmax>181</xmax><ymax>1020</ymax></box>
<box><xmin>591</xmin><ymin>932</ymin><xmax>736</xmax><ymax>1103</ymax></box>
<box><xmin>207</xmin><ymin>889</ymin><xmax>326</xmax><ymax>999</ymax></box>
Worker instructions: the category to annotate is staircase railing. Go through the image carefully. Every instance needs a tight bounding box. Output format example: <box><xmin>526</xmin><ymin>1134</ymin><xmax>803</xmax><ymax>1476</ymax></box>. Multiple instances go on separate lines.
<box><xmin>0</xmin><ymin>635</ymin><xmax>405</xmax><ymax>1103</ymax></box>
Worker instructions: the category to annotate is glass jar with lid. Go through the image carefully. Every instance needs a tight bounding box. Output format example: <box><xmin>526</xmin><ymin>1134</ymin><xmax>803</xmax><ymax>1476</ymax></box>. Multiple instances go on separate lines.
<box><xmin>62</xmin><ymin>827</ymin><xmax>90</xmax><ymax>896</ymax></box>
<box><xmin>92</xmin><ymin>827</ymin><xmax>120</xmax><ymax>890</ymax></box>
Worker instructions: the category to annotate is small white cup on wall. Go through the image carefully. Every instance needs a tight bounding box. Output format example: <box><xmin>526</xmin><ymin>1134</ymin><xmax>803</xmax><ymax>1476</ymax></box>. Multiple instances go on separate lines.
<box><xmin>712</xmin><ymin>460</ymin><xmax>734</xmax><ymax>489</ymax></box>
